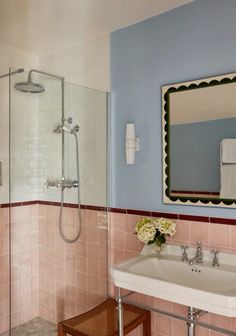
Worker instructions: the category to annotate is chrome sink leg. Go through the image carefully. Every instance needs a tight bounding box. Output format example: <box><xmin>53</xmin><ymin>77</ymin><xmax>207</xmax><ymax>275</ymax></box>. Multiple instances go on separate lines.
<box><xmin>187</xmin><ymin>307</ymin><xmax>196</xmax><ymax>336</ymax></box>
<box><xmin>116</xmin><ymin>288</ymin><xmax>124</xmax><ymax>336</ymax></box>
<box><xmin>187</xmin><ymin>307</ymin><xmax>207</xmax><ymax>336</ymax></box>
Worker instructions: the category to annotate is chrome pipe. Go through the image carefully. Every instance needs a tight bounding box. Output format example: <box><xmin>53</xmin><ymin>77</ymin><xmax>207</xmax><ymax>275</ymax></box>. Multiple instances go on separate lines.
<box><xmin>58</xmin><ymin>78</ymin><xmax>81</xmax><ymax>243</ymax></box>
<box><xmin>61</xmin><ymin>78</ymin><xmax>65</xmax><ymax>180</ymax></box>
<box><xmin>116</xmin><ymin>288</ymin><xmax>124</xmax><ymax>336</ymax></box>
<box><xmin>187</xmin><ymin>307</ymin><xmax>196</xmax><ymax>336</ymax></box>
<box><xmin>0</xmin><ymin>68</ymin><xmax>24</xmax><ymax>79</ymax></box>
<box><xmin>122</xmin><ymin>299</ymin><xmax>235</xmax><ymax>336</ymax></box>
<box><xmin>28</xmin><ymin>68</ymin><xmax>64</xmax><ymax>81</ymax></box>
<box><xmin>8</xmin><ymin>65</ymin><xmax>12</xmax><ymax>336</ymax></box>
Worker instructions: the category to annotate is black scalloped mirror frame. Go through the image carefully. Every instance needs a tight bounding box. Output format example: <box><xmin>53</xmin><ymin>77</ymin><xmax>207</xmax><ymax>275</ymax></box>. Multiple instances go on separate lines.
<box><xmin>163</xmin><ymin>74</ymin><xmax>236</xmax><ymax>207</ymax></box>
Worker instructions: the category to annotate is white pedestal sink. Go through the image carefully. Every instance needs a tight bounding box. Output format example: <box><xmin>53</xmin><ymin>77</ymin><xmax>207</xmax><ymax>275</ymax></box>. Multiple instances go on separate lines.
<box><xmin>111</xmin><ymin>244</ymin><xmax>236</xmax><ymax>317</ymax></box>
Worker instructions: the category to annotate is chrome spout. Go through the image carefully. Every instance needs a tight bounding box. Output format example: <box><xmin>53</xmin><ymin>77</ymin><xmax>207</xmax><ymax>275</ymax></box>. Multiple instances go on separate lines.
<box><xmin>189</xmin><ymin>242</ymin><xmax>203</xmax><ymax>265</ymax></box>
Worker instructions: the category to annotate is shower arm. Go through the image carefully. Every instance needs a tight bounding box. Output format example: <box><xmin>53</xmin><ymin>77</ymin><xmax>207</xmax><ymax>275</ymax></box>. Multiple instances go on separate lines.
<box><xmin>28</xmin><ymin>69</ymin><xmax>64</xmax><ymax>81</ymax></box>
<box><xmin>0</xmin><ymin>68</ymin><xmax>24</xmax><ymax>79</ymax></box>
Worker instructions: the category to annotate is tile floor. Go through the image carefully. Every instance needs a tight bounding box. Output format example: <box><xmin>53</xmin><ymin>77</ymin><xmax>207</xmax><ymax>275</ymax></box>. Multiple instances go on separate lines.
<box><xmin>1</xmin><ymin>318</ymin><xmax>57</xmax><ymax>336</ymax></box>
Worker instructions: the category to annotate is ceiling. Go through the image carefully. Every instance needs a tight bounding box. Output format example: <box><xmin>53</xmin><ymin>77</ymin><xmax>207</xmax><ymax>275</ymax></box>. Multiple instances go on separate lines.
<box><xmin>0</xmin><ymin>0</ymin><xmax>193</xmax><ymax>55</ymax></box>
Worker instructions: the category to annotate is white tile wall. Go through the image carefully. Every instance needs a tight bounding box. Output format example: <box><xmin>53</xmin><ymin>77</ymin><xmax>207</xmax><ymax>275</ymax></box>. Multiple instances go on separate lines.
<box><xmin>0</xmin><ymin>46</ymin><xmax>38</xmax><ymax>204</ymax></box>
<box><xmin>10</xmin><ymin>73</ymin><xmax>40</xmax><ymax>202</ymax></box>
<box><xmin>0</xmin><ymin>34</ymin><xmax>109</xmax><ymax>205</ymax></box>
<box><xmin>38</xmin><ymin>81</ymin><xmax>107</xmax><ymax>207</ymax></box>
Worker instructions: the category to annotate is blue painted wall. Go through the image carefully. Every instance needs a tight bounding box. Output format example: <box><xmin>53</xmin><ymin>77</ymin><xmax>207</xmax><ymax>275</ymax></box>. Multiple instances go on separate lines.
<box><xmin>170</xmin><ymin>118</ymin><xmax>236</xmax><ymax>192</ymax></box>
<box><xmin>110</xmin><ymin>0</ymin><xmax>236</xmax><ymax>217</ymax></box>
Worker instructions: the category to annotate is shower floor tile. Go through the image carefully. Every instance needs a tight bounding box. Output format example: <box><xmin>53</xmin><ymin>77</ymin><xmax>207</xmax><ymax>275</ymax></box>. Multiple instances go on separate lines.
<box><xmin>1</xmin><ymin>317</ymin><xmax>57</xmax><ymax>336</ymax></box>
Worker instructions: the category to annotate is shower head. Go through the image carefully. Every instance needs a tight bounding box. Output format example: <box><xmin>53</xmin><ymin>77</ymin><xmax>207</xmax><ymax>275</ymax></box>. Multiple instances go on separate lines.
<box><xmin>14</xmin><ymin>80</ymin><xmax>45</xmax><ymax>93</ymax></box>
<box><xmin>14</xmin><ymin>72</ymin><xmax>45</xmax><ymax>93</ymax></box>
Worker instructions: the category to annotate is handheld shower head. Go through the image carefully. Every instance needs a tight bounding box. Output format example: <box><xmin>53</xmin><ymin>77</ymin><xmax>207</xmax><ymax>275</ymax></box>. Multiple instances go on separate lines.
<box><xmin>73</xmin><ymin>125</ymin><xmax>80</xmax><ymax>133</ymax></box>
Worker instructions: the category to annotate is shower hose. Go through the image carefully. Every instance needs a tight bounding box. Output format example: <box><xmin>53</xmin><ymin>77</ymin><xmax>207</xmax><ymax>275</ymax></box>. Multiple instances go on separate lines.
<box><xmin>59</xmin><ymin>130</ymin><xmax>82</xmax><ymax>243</ymax></box>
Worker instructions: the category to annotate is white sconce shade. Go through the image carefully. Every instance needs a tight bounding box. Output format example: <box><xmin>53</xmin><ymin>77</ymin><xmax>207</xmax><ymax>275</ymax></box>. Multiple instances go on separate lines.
<box><xmin>125</xmin><ymin>123</ymin><xmax>140</xmax><ymax>164</ymax></box>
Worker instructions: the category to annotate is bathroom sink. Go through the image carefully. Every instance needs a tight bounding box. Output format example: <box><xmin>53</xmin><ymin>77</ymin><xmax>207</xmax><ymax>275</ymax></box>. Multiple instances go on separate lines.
<box><xmin>111</xmin><ymin>245</ymin><xmax>236</xmax><ymax>316</ymax></box>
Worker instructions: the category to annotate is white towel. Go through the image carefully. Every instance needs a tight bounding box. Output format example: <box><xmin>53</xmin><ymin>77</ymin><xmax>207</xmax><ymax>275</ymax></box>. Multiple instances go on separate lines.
<box><xmin>220</xmin><ymin>164</ymin><xmax>236</xmax><ymax>199</ymax></box>
<box><xmin>221</xmin><ymin>139</ymin><xmax>236</xmax><ymax>163</ymax></box>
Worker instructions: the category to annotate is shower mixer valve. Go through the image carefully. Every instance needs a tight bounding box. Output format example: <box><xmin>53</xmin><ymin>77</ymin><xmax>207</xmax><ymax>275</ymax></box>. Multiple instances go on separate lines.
<box><xmin>45</xmin><ymin>179</ymin><xmax>78</xmax><ymax>189</ymax></box>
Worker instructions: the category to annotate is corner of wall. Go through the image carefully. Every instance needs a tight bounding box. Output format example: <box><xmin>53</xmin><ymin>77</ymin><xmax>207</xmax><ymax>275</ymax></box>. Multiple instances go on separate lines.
<box><xmin>39</xmin><ymin>34</ymin><xmax>110</xmax><ymax>92</ymax></box>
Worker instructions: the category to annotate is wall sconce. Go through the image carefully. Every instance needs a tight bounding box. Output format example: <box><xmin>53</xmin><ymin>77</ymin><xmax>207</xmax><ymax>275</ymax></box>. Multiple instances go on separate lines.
<box><xmin>125</xmin><ymin>123</ymin><xmax>140</xmax><ymax>164</ymax></box>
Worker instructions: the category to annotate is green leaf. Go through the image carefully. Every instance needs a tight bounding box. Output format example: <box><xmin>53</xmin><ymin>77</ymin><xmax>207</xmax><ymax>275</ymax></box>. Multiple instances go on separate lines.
<box><xmin>155</xmin><ymin>229</ymin><xmax>161</xmax><ymax>238</ymax></box>
<box><xmin>156</xmin><ymin>235</ymin><xmax>166</xmax><ymax>247</ymax></box>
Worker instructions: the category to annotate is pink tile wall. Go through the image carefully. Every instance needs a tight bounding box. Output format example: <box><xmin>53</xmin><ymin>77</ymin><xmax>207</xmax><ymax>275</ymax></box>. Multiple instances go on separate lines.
<box><xmin>10</xmin><ymin>204</ymin><xmax>39</xmax><ymax>329</ymax></box>
<box><xmin>0</xmin><ymin>204</ymin><xmax>108</xmax><ymax>334</ymax></box>
<box><xmin>38</xmin><ymin>205</ymin><xmax>108</xmax><ymax>324</ymax></box>
<box><xmin>0</xmin><ymin>208</ymin><xmax>9</xmax><ymax>334</ymax></box>
<box><xmin>0</xmin><ymin>205</ymin><xmax>39</xmax><ymax>333</ymax></box>
<box><xmin>1</xmin><ymin>204</ymin><xmax>236</xmax><ymax>335</ymax></box>
<box><xmin>109</xmin><ymin>212</ymin><xmax>236</xmax><ymax>336</ymax></box>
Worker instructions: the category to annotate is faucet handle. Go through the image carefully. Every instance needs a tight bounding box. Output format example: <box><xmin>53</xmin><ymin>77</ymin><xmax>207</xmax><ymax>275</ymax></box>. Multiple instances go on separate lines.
<box><xmin>211</xmin><ymin>250</ymin><xmax>220</xmax><ymax>267</ymax></box>
<box><xmin>196</xmin><ymin>242</ymin><xmax>203</xmax><ymax>252</ymax></box>
<box><xmin>180</xmin><ymin>245</ymin><xmax>189</xmax><ymax>261</ymax></box>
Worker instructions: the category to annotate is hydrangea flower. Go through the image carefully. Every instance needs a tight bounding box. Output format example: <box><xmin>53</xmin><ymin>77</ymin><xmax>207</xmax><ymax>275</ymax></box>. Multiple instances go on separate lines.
<box><xmin>137</xmin><ymin>222</ymin><xmax>156</xmax><ymax>243</ymax></box>
<box><xmin>135</xmin><ymin>217</ymin><xmax>177</xmax><ymax>249</ymax></box>
<box><xmin>156</xmin><ymin>218</ymin><xmax>177</xmax><ymax>237</ymax></box>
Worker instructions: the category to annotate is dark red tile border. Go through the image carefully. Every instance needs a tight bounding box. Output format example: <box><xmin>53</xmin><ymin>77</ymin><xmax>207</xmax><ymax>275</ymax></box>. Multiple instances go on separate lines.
<box><xmin>1</xmin><ymin>200</ymin><xmax>236</xmax><ymax>226</ymax></box>
<box><xmin>85</xmin><ymin>205</ymin><xmax>108</xmax><ymax>211</ymax></box>
<box><xmin>108</xmin><ymin>207</ymin><xmax>127</xmax><ymax>214</ymax></box>
<box><xmin>108</xmin><ymin>207</ymin><xmax>236</xmax><ymax>226</ymax></box>
<box><xmin>0</xmin><ymin>200</ymin><xmax>107</xmax><ymax>212</ymax></box>
<box><xmin>37</xmin><ymin>200</ymin><xmax>53</xmax><ymax>206</ymax></box>
<box><xmin>1</xmin><ymin>203</ymin><xmax>10</xmax><ymax>208</ymax></box>
<box><xmin>62</xmin><ymin>202</ymin><xmax>78</xmax><ymax>208</ymax></box>
<box><xmin>1</xmin><ymin>200</ymin><xmax>38</xmax><ymax>208</ymax></box>
<box><xmin>178</xmin><ymin>214</ymin><xmax>209</xmax><ymax>222</ymax></box>
<box><xmin>210</xmin><ymin>217</ymin><xmax>236</xmax><ymax>225</ymax></box>
<box><xmin>151</xmin><ymin>211</ymin><xmax>178</xmax><ymax>220</ymax></box>
<box><xmin>37</xmin><ymin>200</ymin><xmax>107</xmax><ymax>211</ymax></box>
<box><xmin>126</xmin><ymin>209</ymin><xmax>151</xmax><ymax>216</ymax></box>
<box><xmin>22</xmin><ymin>200</ymin><xmax>37</xmax><ymax>206</ymax></box>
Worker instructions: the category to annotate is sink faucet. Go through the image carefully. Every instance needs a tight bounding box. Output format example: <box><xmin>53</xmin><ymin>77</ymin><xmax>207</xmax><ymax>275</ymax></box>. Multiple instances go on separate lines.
<box><xmin>189</xmin><ymin>242</ymin><xmax>203</xmax><ymax>265</ymax></box>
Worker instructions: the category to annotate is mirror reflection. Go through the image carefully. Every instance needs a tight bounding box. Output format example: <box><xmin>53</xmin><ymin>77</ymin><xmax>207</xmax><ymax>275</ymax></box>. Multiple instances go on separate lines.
<box><xmin>162</xmin><ymin>73</ymin><xmax>236</xmax><ymax>206</ymax></box>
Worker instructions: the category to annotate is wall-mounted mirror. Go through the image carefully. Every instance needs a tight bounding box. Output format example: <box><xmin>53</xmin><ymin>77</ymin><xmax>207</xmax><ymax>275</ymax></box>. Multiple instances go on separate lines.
<box><xmin>162</xmin><ymin>72</ymin><xmax>236</xmax><ymax>207</ymax></box>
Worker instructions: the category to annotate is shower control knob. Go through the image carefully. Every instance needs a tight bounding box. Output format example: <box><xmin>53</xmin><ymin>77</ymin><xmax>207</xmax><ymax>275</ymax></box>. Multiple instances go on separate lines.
<box><xmin>63</xmin><ymin>117</ymin><xmax>73</xmax><ymax>124</ymax></box>
<box><xmin>72</xmin><ymin>180</ymin><xmax>79</xmax><ymax>188</ymax></box>
<box><xmin>45</xmin><ymin>179</ymin><xmax>56</xmax><ymax>189</ymax></box>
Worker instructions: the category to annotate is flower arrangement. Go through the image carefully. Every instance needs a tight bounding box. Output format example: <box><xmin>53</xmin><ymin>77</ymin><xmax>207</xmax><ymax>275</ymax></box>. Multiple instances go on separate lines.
<box><xmin>135</xmin><ymin>217</ymin><xmax>177</xmax><ymax>250</ymax></box>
